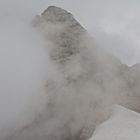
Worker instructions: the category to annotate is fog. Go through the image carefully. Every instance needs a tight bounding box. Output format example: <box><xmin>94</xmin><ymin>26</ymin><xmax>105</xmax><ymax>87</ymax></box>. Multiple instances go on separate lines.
<box><xmin>0</xmin><ymin>0</ymin><xmax>140</xmax><ymax>140</ymax></box>
<box><xmin>1</xmin><ymin>0</ymin><xmax>140</xmax><ymax>64</ymax></box>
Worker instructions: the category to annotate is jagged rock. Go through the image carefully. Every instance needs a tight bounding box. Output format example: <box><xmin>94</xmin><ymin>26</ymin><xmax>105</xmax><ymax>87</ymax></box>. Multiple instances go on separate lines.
<box><xmin>33</xmin><ymin>6</ymin><xmax>86</xmax><ymax>65</ymax></box>
<box><xmin>34</xmin><ymin>6</ymin><xmax>126</xmax><ymax>78</ymax></box>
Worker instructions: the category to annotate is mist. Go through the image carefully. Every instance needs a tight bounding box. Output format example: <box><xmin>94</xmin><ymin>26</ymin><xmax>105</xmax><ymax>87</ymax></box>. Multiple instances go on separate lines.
<box><xmin>1</xmin><ymin>0</ymin><xmax>140</xmax><ymax>140</ymax></box>
<box><xmin>0</xmin><ymin>5</ymin><xmax>52</xmax><ymax>138</ymax></box>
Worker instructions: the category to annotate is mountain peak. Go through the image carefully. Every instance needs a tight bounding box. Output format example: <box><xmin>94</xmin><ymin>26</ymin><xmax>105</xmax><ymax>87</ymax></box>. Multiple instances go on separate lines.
<box><xmin>41</xmin><ymin>6</ymin><xmax>75</xmax><ymax>23</ymax></box>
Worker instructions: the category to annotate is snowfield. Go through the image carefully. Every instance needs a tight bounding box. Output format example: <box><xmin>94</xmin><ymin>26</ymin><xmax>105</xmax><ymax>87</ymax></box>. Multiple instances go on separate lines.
<box><xmin>89</xmin><ymin>105</ymin><xmax>140</xmax><ymax>140</ymax></box>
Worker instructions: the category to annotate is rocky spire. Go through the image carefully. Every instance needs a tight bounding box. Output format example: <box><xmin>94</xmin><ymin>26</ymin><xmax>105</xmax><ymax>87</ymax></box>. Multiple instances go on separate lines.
<box><xmin>41</xmin><ymin>6</ymin><xmax>85</xmax><ymax>31</ymax></box>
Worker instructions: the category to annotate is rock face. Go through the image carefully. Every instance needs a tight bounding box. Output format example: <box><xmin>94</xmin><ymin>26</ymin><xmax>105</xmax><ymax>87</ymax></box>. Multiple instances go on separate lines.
<box><xmin>33</xmin><ymin>6</ymin><xmax>126</xmax><ymax>82</ymax></box>
<box><xmin>7</xmin><ymin>6</ymin><xmax>140</xmax><ymax>140</ymax></box>
<box><xmin>123</xmin><ymin>63</ymin><xmax>140</xmax><ymax>96</ymax></box>
<box><xmin>34</xmin><ymin>6</ymin><xmax>85</xmax><ymax>65</ymax></box>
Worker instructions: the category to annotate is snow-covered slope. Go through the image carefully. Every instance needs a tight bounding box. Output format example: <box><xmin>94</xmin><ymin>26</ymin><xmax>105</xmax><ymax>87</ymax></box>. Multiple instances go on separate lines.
<box><xmin>89</xmin><ymin>105</ymin><xmax>140</xmax><ymax>140</ymax></box>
